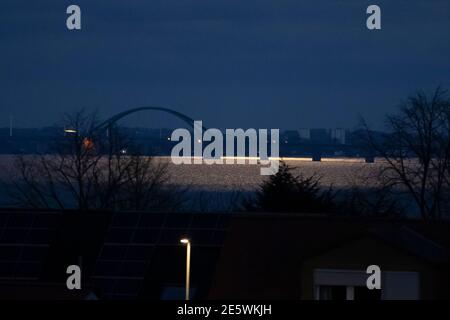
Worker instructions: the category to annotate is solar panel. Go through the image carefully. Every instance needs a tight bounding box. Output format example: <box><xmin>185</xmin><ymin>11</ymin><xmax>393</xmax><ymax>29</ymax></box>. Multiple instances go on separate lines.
<box><xmin>131</xmin><ymin>229</ymin><xmax>159</xmax><ymax>244</ymax></box>
<box><xmin>124</xmin><ymin>245</ymin><xmax>154</xmax><ymax>260</ymax></box>
<box><xmin>110</xmin><ymin>212</ymin><xmax>140</xmax><ymax>228</ymax></box>
<box><xmin>165</xmin><ymin>213</ymin><xmax>192</xmax><ymax>228</ymax></box>
<box><xmin>105</xmin><ymin>228</ymin><xmax>134</xmax><ymax>243</ymax></box>
<box><xmin>92</xmin><ymin>211</ymin><xmax>230</xmax><ymax>299</ymax></box>
<box><xmin>138</xmin><ymin>214</ymin><xmax>165</xmax><ymax>228</ymax></box>
<box><xmin>0</xmin><ymin>211</ymin><xmax>57</xmax><ymax>281</ymax></box>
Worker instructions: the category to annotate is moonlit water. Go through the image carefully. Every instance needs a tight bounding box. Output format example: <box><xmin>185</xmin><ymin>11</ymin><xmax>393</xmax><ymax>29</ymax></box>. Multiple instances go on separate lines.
<box><xmin>0</xmin><ymin>155</ymin><xmax>385</xmax><ymax>209</ymax></box>
<box><xmin>0</xmin><ymin>155</ymin><xmax>382</xmax><ymax>189</ymax></box>
<box><xmin>164</xmin><ymin>157</ymin><xmax>382</xmax><ymax>191</ymax></box>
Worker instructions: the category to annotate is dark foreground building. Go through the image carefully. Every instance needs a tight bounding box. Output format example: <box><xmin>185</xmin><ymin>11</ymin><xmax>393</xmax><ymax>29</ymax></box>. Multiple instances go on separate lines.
<box><xmin>1</xmin><ymin>209</ymin><xmax>449</xmax><ymax>300</ymax></box>
<box><xmin>210</xmin><ymin>213</ymin><xmax>450</xmax><ymax>300</ymax></box>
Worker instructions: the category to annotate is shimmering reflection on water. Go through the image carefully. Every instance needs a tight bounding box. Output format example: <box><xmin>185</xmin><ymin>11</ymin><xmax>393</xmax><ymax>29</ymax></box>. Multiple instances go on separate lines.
<box><xmin>0</xmin><ymin>155</ymin><xmax>383</xmax><ymax>192</ymax></box>
<box><xmin>164</xmin><ymin>157</ymin><xmax>383</xmax><ymax>191</ymax></box>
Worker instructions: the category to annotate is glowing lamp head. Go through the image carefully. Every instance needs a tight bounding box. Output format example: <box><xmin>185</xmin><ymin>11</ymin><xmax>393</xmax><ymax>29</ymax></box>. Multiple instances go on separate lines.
<box><xmin>64</xmin><ymin>129</ymin><xmax>77</xmax><ymax>133</ymax></box>
<box><xmin>180</xmin><ymin>238</ymin><xmax>190</xmax><ymax>244</ymax></box>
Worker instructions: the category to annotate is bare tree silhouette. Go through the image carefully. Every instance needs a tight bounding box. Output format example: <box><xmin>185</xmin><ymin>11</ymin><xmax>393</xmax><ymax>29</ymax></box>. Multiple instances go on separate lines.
<box><xmin>362</xmin><ymin>87</ymin><xmax>450</xmax><ymax>220</ymax></box>
<box><xmin>7</xmin><ymin>110</ymin><xmax>186</xmax><ymax>211</ymax></box>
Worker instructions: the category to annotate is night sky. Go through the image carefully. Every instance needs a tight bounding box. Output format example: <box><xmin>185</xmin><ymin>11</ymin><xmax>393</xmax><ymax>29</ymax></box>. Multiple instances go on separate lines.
<box><xmin>1</xmin><ymin>0</ymin><xmax>449</xmax><ymax>130</ymax></box>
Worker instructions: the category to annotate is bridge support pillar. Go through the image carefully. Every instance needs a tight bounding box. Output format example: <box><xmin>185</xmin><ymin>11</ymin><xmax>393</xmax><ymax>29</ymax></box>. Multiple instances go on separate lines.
<box><xmin>312</xmin><ymin>153</ymin><xmax>322</xmax><ymax>162</ymax></box>
<box><xmin>365</xmin><ymin>156</ymin><xmax>375</xmax><ymax>163</ymax></box>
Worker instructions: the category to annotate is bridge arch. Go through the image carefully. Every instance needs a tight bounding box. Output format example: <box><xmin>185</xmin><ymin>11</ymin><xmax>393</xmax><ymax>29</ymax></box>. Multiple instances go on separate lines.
<box><xmin>95</xmin><ymin>106</ymin><xmax>204</xmax><ymax>132</ymax></box>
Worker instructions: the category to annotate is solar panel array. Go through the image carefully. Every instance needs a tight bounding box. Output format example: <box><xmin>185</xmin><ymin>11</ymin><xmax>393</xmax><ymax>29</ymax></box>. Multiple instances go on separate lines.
<box><xmin>0</xmin><ymin>210</ymin><xmax>230</xmax><ymax>299</ymax></box>
<box><xmin>0</xmin><ymin>211</ymin><xmax>58</xmax><ymax>281</ymax></box>
<box><xmin>91</xmin><ymin>212</ymin><xmax>230</xmax><ymax>299</ymax></box>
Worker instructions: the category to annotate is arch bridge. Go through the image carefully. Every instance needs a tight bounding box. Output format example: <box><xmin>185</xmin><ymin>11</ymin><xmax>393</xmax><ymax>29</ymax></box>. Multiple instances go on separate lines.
<box><xmin>95</xmin><ymin>106</ymin><xmax>204</xmax><ymax>132</ymax></box>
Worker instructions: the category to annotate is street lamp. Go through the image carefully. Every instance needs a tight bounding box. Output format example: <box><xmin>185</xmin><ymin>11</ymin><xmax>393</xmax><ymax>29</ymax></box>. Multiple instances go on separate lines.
<box><xmin>180</xmin><ymin>238</ymin><xmax>191</xmax><ymax>301</ymax></box>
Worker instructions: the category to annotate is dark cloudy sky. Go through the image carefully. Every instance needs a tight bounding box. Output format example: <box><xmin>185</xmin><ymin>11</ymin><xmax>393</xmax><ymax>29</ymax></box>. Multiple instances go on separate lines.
<box><xmin>1</xmin><ymin>0</ymin><xmax>449</xmax><ymax>130</ymax></box>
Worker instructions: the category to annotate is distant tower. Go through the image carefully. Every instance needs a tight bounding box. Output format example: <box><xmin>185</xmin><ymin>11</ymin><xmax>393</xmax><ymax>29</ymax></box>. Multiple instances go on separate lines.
<box><xmin>331</xmin><ymin>128</ymin><xmax>346</xmax><ymax>145</ymax></box>
<box><xmin>9</xmin><ymin>115</ymin><xmax>13</xmax><ymax>137</ymax></box>
<box><xmin>298</xmin><ymin>128</ymin><xmax>311</xmax><ymax>140</ymax></box>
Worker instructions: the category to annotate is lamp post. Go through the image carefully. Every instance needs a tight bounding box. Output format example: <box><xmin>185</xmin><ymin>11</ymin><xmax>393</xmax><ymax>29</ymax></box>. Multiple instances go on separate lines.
<box><xmin>180</xmin><ymin>238</ymin><xmax>191</xmax><ymax>301</ymax></box>
<box><xmin>64</xmin><ymin>129</ymin><xmax>77</xmax><ymax>133</ymax></box>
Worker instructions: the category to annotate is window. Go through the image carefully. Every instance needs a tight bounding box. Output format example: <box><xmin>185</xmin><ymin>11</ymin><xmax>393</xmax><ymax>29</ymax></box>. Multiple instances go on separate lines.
<box><xmin>313</xmin><ymin>269</ymin><xmax>419</xmax><ymax>300</ymax></box>
<box><xmin>316</xmin><ymin>285</ymin><xmax>381</xmax><ymax>300</ymax></box>
<box><xmin>317</xmin><ymin>285</ymin><xmax>347</xmax><ymax>300</ymax></box>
